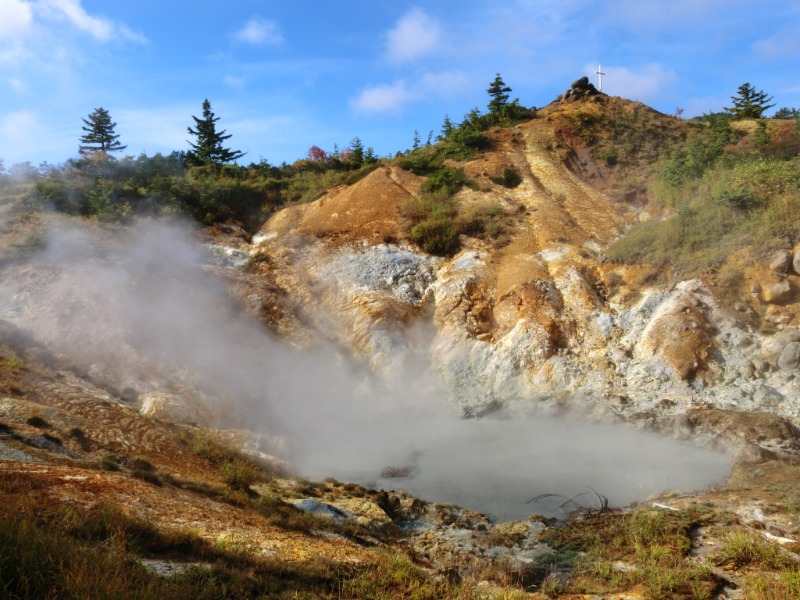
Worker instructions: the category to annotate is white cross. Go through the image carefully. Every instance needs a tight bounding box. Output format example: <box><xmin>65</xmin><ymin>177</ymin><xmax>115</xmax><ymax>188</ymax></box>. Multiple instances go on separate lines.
<box><xmin>596</xmin><ymin>64</ymin><xmax>606</xmax><ymax>91</ymax></box>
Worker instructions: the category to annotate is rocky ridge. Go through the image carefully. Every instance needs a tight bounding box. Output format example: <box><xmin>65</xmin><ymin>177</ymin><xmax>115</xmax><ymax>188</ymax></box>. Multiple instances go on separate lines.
<box><xmin>236</xmin><ymin>101</ymin><xmax>800</xmax><ymax>460</ymax></box>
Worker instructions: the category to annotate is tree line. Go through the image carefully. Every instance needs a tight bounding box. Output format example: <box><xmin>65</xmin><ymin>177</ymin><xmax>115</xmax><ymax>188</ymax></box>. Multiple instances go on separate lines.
<box><xmin>2</xmin><ymin>76</ymin><xmax>796</xmax><ymax>234</ymax></box>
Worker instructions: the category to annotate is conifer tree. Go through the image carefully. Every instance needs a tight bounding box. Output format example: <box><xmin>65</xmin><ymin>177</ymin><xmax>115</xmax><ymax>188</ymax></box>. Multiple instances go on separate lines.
<box><xmin>79</xmin><ymin>107</ymin><xmax>127</xmax><ymax>155</ymax></box>
<box><xmin>349</xmin><ymin>136</ymin><xmax>364</xmax><ymax>169</ymax></box>
<box><xmin>724</xmin><ymin>83</ymin><xmax>775</xmax><ymax>119</ymax></box>
<box><xmin>439</xmin><ymin>114</ymin><xmax>454</xmax><ymax>140</ymax></box>
<box><xmin>186</xmin><ymin>99</ymin><xmax>245</xmax><ymax>166</ymax></box>
<box><xmin>487</xmin><ymin>74</ymin><xmax>512</xmax><ymax>114</ymax></box>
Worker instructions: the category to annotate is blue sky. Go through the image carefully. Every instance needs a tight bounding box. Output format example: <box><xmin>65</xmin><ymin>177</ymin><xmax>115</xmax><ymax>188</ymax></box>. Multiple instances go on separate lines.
<box><xmin>1</xmin><ymin>0</ymin><xmax>798</xmax><ymax>167</ymax></box>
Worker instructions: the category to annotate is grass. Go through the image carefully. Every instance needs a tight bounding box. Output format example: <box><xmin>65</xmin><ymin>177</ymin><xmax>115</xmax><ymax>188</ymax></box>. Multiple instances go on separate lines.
<box><xmin>717</xmin><ymin>530</ymin><xmax>798</xmax><ymax>571</ymax></box>
<box><xmin>606</xmin><ymin>117</ymin><xmax>800</xmax><ymax>284</ymax></box>
<box><xmin>543</xmin><ymin>507</ymin><xmax>721</xmax><ymax>599</ymax></box>
<box><xmin>401</xmin><ymin>188</ymin><xmax>506</xmax><ymax>256</ymax></box>
<box><xmin>0</xmin><ymin>496</ymin><xmax>475</xmax><ymax>599</ymax></box>
<box><xmin>744</xmin><ymin>569</ymin><xmax>800</xmax><ymax>600</ymax></box>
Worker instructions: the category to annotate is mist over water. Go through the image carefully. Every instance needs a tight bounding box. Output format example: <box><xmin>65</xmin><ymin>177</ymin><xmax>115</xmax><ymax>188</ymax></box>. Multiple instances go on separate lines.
<box><xmin>0</xmin><ymin>221</ymin><xmax>730</xmax><ymax>520</ymax></box>
<box><xmin>296</xmin><ymin>416</ymin><xmax>730</xmax><ymax>521</ymax></box>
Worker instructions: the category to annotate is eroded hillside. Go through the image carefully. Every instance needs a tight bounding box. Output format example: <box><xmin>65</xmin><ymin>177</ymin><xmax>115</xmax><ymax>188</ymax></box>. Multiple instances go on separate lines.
<box><xmin>2</xmin><ymin>90</ymin><xmax>800</xmax><ymax>598</ymax></box>
<box><xmin>243</xmin><ymin>96</ymin><xmax>800</xmax><ymax>439</ymax></box>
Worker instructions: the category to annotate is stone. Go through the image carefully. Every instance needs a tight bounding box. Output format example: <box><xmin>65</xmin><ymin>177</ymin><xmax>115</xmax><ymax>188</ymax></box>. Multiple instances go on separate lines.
<box><xmin>793</xmin><ymin>250</ymin><xmax>800</xmax><ymax>275</ymax></box>
<box><xmin>762</xmin><ymin>280</ymin><xmax>793</xmax><ymax>304</ymax></box>
<box><xmin>139</xmin><ymin>392</ymin><xmax>214</xmax><ymax>427</ymax></box>
<box><xmin>292</xmin><ymin>499</ymin><xmax>351</xmax><ymax>523</ymax></box>
<box><xmin>769</xmin><ymin>251</ymin><xmax>792</xmax><ymax>273</ymax></box>
<box><xmin>752</xmin><ymin>358</ymin><xmax>770</xmax><ymax>373</ymax></box>
<box><xmin>754</xmin><ymin>386</ymin><xmax>784</xmax><ymax>408</ymax></box>
<box><xmin>571</xmin><ymin>76</ymin><xmax>590</xmax><ymax>89</ymax></box>
<box><xmin>777</xmin><ymin>342</ymin><xmax>800</xmax><ymax>372</ymax></box>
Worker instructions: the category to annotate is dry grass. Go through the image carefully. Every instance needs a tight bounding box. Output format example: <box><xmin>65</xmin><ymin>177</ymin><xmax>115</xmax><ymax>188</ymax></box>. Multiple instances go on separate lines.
<box><xmin>543</xmin><ymin>507</ymin><xmax>721</xmax><ymax>599</ymax></box>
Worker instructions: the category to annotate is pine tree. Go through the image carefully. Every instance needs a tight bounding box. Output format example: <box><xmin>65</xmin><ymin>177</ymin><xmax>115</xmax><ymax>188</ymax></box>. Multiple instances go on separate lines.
<box><xmin>186</xmin><ymin>99</ymin><xmax>245</xmax><ymax>166</ymax></box>
<box><xmin>349</xmin><ymin>136</ymin><xmax>364</xmax><ymax>169</ymax></box>
<box><xmin>724</xmin><ymin>83</ymin><xmax>775</xmax><ymax>119</ymax></box>
<box><xmin>79</xmin><ymin>108</ymin><xmax>127</xmax><ymax>155</ymax></box>
<box><xmin>439</xmin><ymin>114</ymin><xmax>454</xmax><ymax>140</ymax></box>
<box><xmin>487</xmin><ymin>74</ymin><xmax>512</xmax><ymax>114</ymax></box>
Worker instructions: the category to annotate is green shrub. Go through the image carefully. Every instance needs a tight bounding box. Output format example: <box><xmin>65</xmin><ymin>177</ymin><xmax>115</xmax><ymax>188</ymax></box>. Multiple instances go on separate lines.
<box><xmin>714</xmin><ymin>187</ymin><xmax>759</xmax><ymax>210</ymax></box>
<box><xmin>408</xmin><ymin>218</ymin><xmax>460</xmax><ymax>256</ymax></box>
<box><xmin>419</xmin><ymin>166</ymin><xmax>467</xmax><ymax>196</ymax></box>
<box><xmin>220</xmin><ymin>460</ymin><xmax>261</xmax><ymax>491</ymax></box>
<box><xmin>100</xmin><ymin>455</ymin><xmax>121</xmax><ymax>471</ymax></box>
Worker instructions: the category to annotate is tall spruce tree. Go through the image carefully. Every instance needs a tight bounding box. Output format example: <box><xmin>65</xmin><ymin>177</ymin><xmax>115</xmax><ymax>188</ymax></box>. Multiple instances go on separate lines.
<box><xmin>79</xmin><ymin>107</ymin><xmax>127</xmax><ymax>155</ymax></box>
<box><xmin>724</xmin><ymin>83</ymin><xmax>775</xmax><ymax>119</ymax></box>
<box><xmin>186</xmin><ymin>99</ymin><xmax>245</xmax><ymax>166</ymax></box>
<box><xmin>487</xmin><ymin>74</ymin><xmax>512</xmax><ymax>114</ymax></box>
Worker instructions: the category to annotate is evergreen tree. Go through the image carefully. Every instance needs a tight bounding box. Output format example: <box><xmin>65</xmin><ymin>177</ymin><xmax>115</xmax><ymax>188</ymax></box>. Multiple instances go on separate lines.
<box><xmin>487</xmin><ymin>73</ymin><xmax>512</xmax><ymax>114</ymax></box>
<box><xmin>773</xmin><ymin>107</ymin><xmax>800</xmax><ymax>119</ymax></box>
<box><xmin>79</xmin><ymin>107</ymin><xmax>127</xmax><ymax>155</ymax></box>
<box><xmin>186</xmin><ymin>99</ymin><xmax>245</xmax><ymax>166</ymax></box>
<box><xmin>349</xmin><ymin>136</ymin><xmax>364</xmax><ymax>169</ymax></box>
<box><xmin>439</xmin><ymin>114</ymin><xmax>454</xmax><ymax>140</ymax></box>
<box><xmin>724</xmin><ymin>83</ymin><xmax>775</xmax><ymax>119</ymax></box>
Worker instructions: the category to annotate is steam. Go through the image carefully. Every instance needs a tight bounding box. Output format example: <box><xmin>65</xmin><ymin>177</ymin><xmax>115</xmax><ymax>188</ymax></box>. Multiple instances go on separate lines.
<box><xmin>0</xmin><ymin>220</ymin><xmax>730</xmax><ymax>520</ymax></box>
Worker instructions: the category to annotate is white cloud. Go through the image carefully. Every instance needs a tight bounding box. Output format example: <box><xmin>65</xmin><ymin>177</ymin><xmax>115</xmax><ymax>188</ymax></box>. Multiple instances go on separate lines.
<box><xmin>234</xmin><ymin>18</ymin><xmax>284</xmax><ymax>46</ymax></box>
<box><xmin>350</xmin><ymin>70</ymin><xmax>469</xmax><ymax>115</ymax></box>
<box><xmin>418</xmin><ymin>71</ymin><xmax>469</xmax><ymax>99</ymax></box>
<box><xmin>385</xmin><ymin>8</ymin><xmax>442</xmax><ymax>63</ymax></box>
<box><xmin>753</xmin><ymin>29</ymin><xmax>800</xmax><ymax>62</ymax></box>
<box><xmin>606</xmin><ymin>0</ymin><xmax>752</xmax><ymax>29</ymax></box>
<box><xmin>350</xmin><ymin>80</ymin><xmax>413</xmax><ymax>115</ymax></box>
<box><xmin>224</xmin><ymin>75</ymin><xmax>247</xmax><ymax>89</ymax></box>
<box><xmin>0</xmin><ymin>0</ymin><xmax>33</xmax><ymax>39</ymax></box>
<box><xmin>593</xmin><ymin>63</ymin><xmax>678</xmax><ymax>102</ymax></box>
<box><xmin>0</xmin><ymin>110</ymin><xmax>52</xmax><ymax>162</ymax></box>
<box><xmin>37</xmin><ymin>0</ymin><xmax>146</xmax><ymax>43</ymax></box>
<box><xmin>115</xmin><ymin>106</ymin><xmax>195</xmax><ymax>155</ymax></box>
<box><xmin>1</xmin><ymin>110</ymin><xmax>39</xmax><ymax>141</ymax></box>
<box><xmin>8</xmin><ymin>78</ymin><xmax>27</xmax><ymax>93</ymax></box>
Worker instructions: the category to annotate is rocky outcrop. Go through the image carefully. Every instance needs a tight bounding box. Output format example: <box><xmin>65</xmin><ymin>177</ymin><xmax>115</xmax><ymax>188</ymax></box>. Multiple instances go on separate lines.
<box><xmin>560</xmin><ymin>76</ymin><xmax>603</xmax><ymax>102</ymax></box>
<box><xmin>240</xmin><ymin>110</ymin><xmax>800</xmax><ymax>437</ymax></box>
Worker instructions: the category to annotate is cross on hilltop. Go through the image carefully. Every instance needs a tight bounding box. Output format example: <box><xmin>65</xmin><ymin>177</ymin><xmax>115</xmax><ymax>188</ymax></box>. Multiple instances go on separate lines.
<box><xmin>596</xmin><ymin>64</ymin><xmax>606</xmax><ymax>92</ymax></box>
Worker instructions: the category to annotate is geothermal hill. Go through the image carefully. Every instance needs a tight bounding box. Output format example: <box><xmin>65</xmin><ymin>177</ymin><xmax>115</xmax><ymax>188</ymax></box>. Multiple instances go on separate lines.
<box><xmin>246</xmin><ymin>96</ymin><xmax>800</xmax><ymax>441</ymax></box>
<box><xmin>2</xmin><ymin>92</ymin><xmax>800</xmax><ymax>598</ymax></box>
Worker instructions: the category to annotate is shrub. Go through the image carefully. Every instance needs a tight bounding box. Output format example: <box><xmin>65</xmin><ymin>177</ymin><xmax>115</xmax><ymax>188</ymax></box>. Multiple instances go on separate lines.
<box><xmin>491</xmin><ymin>167</ymin><xmax>522</xmax><ymax>188</ymax></box>
<box><xmin>25</xmin><ymin>415</ymin><xmax>49</xmax><ymax>428</ymax></box>
<box><xmin>714</xmin><ymin>187</ymin><xmax>759</xmax><ymax>211</ymax></box>
<box><xmin>419</xmin><ymin>166</ymin><xmax>467</xmax><ymax>196</ymax></box>
<box><xmin>220</xmin><ymin>460</ymin><xmax>261</xmax><ymax>491</ymax></box>
<box><xmin>408</xmin><ymin>218</ymin><xmax>460</xmax><ymax>256</ymax></box>
<box><xmin>100</xmin><ymin>455</ymin><xmax>121</xmax><ymax>472</ymax></box>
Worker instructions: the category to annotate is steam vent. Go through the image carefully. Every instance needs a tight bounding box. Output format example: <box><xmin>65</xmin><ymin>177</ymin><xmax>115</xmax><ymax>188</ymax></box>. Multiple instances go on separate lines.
<box><xmin>2</xmin><ymin>75</ymin><xmax>800</xmax><ymax>598</ymax></box>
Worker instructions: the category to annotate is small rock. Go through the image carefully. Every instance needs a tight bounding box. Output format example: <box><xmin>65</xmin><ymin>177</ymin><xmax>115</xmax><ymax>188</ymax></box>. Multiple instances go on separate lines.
<box><xmin>293</xmin><ymin>499</ymin><xmax>351</xmax><ymax>523</ymax></box>
<box><xmin>754</xmin><ymin>386</ymin><xmax>784</xmax><ymax>408</ymax></box>
<box><xmin>769</xmin><ymin>251</ymin><xmax>791</xmax><ymax>273</ymax></box>
<box><xmin>139</xmin><ymin>392</ymin><xmax>214</xmax><ymax>427</ymax></box>
<box><xmin>793</xmin><ymin>250</ymin><xmax>800</xmax><ymax>275</ymax></box>
<box><xmin>741</xmin><ymin>364</ymin><xmax>755</xmax><ymax>379</ymax></box>
<box><xmin>778</xmin><ymin>342</ymin><xmax>800</xmax><ymax>372</ymax></box>
<box><xmin>762</xmin><ymin>280</ymin><xmax>793</xmax><ymax>304</ymax></box>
